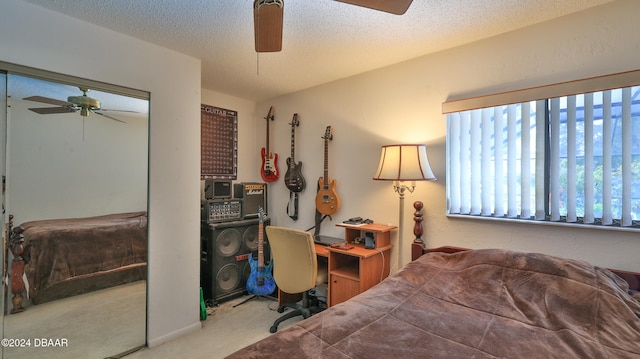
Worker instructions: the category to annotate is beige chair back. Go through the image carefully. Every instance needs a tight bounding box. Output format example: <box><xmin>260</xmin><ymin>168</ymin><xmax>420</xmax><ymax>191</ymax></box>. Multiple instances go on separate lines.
<box><xmin>265</xmin><ymin>226</ymin><xmax>318</xmax><ymax>294</ymax></box>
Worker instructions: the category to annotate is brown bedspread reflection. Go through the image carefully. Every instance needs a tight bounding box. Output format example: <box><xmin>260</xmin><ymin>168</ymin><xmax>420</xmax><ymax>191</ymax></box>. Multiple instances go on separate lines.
<box><xmin>20</xmin><ymin>211</ymin><xmax>148</xmax><ymax>304</ymax></box>
<box><xmin>227</xmin><ymin>249</ymin><xmax>640</xmax><ymax>359</ymax></box>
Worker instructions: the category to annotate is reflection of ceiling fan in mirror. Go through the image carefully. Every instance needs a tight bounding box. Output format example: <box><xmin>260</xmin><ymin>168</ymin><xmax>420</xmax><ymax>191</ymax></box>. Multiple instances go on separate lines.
<box><xmin>254</xmin><ymin>0</ymin><xmax>414</xmax><ymax>52</ymax></box>
<box><xmin>23</xmin><ymin>87</ymin><xmax>138</xmax><ymax>123</ymax></box>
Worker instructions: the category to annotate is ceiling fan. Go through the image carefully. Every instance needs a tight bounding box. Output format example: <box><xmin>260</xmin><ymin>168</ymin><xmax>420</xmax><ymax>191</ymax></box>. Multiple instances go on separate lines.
<box><xmin>254</xmin><ymin>0</ymin><xmax>414</xmax><ymax>52</ymax></box>
<box><xmin>23</xmin><ymin>87</ymin><xmax>137</xmax><ymax>123</ymax></box>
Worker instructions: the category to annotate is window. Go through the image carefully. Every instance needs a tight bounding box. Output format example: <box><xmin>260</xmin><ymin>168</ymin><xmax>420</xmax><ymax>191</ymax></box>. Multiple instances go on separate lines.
<box><xmin>445</xmin><ymin>71</ymin><xmax>640</xmax><ymax>229</ymax></box>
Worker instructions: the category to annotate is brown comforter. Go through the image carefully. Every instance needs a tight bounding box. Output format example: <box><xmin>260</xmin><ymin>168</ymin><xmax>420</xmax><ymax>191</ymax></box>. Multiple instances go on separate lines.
<box><xmin>19</xmin><ymin>211</ymin><xmax>148</xmax><ymax>304</ymax></box>
<box><xmin>227</xmin><ymin>249</ymin><xmax>640</xmax><ymax>358</ymax></box>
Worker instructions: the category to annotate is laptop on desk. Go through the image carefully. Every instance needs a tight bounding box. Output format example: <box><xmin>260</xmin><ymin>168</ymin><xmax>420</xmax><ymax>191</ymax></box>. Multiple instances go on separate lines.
<box><xmin>314</xmin><ymin>235</ymin><xmax>344</xmax><ymax>246</ymax></box>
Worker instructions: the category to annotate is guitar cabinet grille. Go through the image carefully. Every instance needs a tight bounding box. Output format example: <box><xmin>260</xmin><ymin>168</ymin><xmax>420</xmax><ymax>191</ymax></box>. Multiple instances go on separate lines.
<box><xmin>233</xmin><ymin>182</ymin><xmax>267</xmax><ymax>218</ymax></box>
<box><xmin>200</xmin><ymin>218</ymin><xmax>270</xmax><ymax>305</ymax></box>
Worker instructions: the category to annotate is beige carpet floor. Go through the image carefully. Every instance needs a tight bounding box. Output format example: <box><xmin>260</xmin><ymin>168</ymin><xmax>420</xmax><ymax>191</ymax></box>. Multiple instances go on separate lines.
<box><xmin>125</xmin><ymin>295</ymin><xmax>303</xmax><ymax>359</ymax></box>
<box><xmin>3</xmin><ymin>284</ymin><xmax>306</xmax><ymax>358</ymax></box>
<box><xmin>3</xmin><ymin>281</ymin><xmax>146</xmax><ymax>359</ymax></box>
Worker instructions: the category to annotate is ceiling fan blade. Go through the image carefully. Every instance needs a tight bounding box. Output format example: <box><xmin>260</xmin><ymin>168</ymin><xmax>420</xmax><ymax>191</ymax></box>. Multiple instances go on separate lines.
<box><xmin>23</xmin><ymin>95</ymin><xmax>73</xmax><ymax>107</ymax></box>
<box><xmin>93</xmin><ymin>111</ymin><xmax>126</xmax><ymax>124</ymax></box>
<box><xmin>28</xmin><ymin>107</ymin><xmax>75</xmax><ymax>115</ymax></box>
<box><xmin>254</xmin><ymin>0</ymin><xmax>284</xmax><ymax>52</ymax></box>
<box><xmin>98</xmin><ymin>108</ymin><xmax>143</xmax><ymax>114</ymax></box>
<box><xmin>336</xmin><ymin>0</ymin><xmax>413</xmax><ymax>15</ymax></box>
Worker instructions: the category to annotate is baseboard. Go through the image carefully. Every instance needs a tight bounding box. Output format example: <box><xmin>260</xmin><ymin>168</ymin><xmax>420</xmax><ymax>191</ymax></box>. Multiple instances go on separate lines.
<box><xmin>147</xmin><ymin>321</ymin><xmax>202</xmax><ymax>348</ymax></box>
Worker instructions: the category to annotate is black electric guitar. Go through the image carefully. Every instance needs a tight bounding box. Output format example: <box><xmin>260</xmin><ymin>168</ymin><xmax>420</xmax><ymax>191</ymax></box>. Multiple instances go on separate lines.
<box><xmin>284</xmin><ymin>114</ymin><xmax>305</xmax><ymax>192</ymax></box>
<box><xmin>246</xmin><ymin>207</ymin><xmax>275</xmax><ymax>296</ymax></box>
<box><xmin>315</xmin><ymin>126</ymin><xmax>341</xmax><ymax>215</ymax></box>
<box><xmin>260</xmin><ymin>106</ymin><xmax>279</xmax><ymax>182</ymax></box>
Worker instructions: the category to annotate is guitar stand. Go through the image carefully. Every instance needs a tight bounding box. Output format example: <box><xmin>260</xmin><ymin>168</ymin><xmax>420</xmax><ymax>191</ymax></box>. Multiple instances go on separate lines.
<box><xmin>232</xmin><ymin>293</ymin><xmax>276</xmax><ymax>308</ymax></box>
<box><xmin>287</xmin><ymin>191</ymin><xmax>299</xmax><ymax>220</ymax></box>
<box><xmin>309</xmin><ymin>209</ymin><xmax>332</xmax><ymax>237</ymax></box>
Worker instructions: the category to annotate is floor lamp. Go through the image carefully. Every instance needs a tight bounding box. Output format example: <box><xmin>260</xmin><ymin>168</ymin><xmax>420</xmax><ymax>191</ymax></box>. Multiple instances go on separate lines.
<box><xmin>373</xmin><ymin>144</ymin><xmax>436</xmax><ymax>269</ymax></box>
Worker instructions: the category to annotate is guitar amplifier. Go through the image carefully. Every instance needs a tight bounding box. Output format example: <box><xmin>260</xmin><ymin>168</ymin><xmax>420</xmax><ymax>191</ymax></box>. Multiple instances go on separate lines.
<box><xmin>204</xmin><ymin>180</ymin><xmax>232</xmax><ymax>199</ymax></box>
<box><xmin>234</xmin><ymin>182</ymin><xmax>267</xmax><ymax>218</ymax></box>
<box><xmin>201</xmin><ymin>199</ymin><xmax>243</xmax><ymax>223</ymax></box>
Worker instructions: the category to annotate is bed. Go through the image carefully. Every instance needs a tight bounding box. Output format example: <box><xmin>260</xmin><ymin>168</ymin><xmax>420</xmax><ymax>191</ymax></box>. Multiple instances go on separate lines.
<box><xmin>226</xmin><ymin>247</ymin><xmax>640</xmax><ymax>358</ymax></box>
<box><xmin>8</xmin><ymin>211</ymin><xmax>147</xmax><ymax>311</ymax></box>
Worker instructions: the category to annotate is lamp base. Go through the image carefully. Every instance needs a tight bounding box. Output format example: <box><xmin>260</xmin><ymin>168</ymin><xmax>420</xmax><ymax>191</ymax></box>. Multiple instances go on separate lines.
<box><xmin>397</xmin><ymin>191</ymin><xmax>405</xmax><ymax>270</ymax></box>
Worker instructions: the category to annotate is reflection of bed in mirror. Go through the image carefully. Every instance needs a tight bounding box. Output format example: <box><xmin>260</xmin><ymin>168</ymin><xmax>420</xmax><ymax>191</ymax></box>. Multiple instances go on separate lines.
<box><xmin>9</xmin><ymin>211</ymin><xmax>148</xmax><ymax>312</ymax></box>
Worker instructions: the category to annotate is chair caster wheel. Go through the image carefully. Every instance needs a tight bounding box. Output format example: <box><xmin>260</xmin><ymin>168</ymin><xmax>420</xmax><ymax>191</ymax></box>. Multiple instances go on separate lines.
<box><xmin>269</xmin><ymin>326</ymin><xmax>278</xmax><ymax>333</ymax></box>
<box><xmin>277</xmin><ymin>307</ymin><xmax>285</xmax><ymax>313</ymax></box>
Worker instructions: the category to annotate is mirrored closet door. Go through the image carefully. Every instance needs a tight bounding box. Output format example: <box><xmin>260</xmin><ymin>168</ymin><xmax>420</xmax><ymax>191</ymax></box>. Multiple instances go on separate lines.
<box><xmin>1</xmin><ymin>67</ymin><xmax>149</xmax><ymax>359</ymax></box>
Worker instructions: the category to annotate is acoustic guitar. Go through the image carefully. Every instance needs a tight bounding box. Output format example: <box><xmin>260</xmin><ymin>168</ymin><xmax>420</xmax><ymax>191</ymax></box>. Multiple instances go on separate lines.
<box><xmin>260</xmin><ymin>106</ymin><xmax>279</xmax><ymax>182</ymax></box>
<box><xmin>284</xmin><ymin>114</ymin><xmax>305</xmax><ymax>192</ymax></box>
<box><xmin>246</xmin><ymin>207</ymin><xmax>275</xmax><ymax>296</ymax></box>
<box><xmin>315</xmin><ymin>126</ymin><xmax>341</xmax><ymax>215</ymax></box>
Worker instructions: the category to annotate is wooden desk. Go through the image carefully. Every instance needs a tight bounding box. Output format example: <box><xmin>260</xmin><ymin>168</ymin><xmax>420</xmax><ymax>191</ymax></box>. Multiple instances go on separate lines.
<box><xmin>314</xmin><ymin>243</ymin><xmax>329</xmax><ymax>258</ymax></box>
<box><xmin>326</xmin><ymin>244</ymin><xmax>392</xmax><ymax>306</ymax></box>
<box><xmin>278</xmin><ymin>223</ymin><xmax>396</xmax><ymax>308</ymax></box>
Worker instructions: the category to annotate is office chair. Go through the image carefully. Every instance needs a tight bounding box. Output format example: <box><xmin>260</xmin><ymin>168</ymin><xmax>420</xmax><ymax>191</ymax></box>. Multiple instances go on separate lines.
<box><xmin>265</xmin><ymin>226</ymin><xmax>327</xmax><ymax>333</ymax></box>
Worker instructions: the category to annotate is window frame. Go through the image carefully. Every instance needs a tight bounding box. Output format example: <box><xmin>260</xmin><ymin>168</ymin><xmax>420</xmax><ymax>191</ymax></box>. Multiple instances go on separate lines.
<box><xmin>443</xmin><ymin>69</ymin><xmax>640</xmax><ymax>232</ymax></box>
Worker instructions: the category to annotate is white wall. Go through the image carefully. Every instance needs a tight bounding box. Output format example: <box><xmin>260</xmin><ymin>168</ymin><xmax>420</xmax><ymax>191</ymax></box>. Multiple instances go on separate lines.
<box><xmin>1</xmin><ymin>0</ymin><xmax>202</xmax><ymax>348</ymax></box>
<box><xmin>260</xmin><ymin>0</ymin><xmax>640</xmax><ymax>273</ymax></box>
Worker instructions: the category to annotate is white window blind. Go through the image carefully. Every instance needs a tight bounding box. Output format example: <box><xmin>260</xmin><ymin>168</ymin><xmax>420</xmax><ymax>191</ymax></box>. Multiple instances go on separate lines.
<box><xmin>445</xmin><ymin>70</ymin><xmax>640</xmax><ymax>229</ymax></box>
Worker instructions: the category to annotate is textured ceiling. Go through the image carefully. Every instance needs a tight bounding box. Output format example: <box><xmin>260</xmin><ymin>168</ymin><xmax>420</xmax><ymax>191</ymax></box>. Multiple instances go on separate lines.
<box><xmin>23</xmin><ymin>0</ymin><xmax>613</xmax><ymax>102</ymax></box>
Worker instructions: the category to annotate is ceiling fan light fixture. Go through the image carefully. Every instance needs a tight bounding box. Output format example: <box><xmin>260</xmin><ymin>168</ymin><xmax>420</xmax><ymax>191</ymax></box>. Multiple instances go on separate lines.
<box><xmin>254</xmin><ymin>0</ymin><xmax>284</xmax><ymax>52</ymax></box>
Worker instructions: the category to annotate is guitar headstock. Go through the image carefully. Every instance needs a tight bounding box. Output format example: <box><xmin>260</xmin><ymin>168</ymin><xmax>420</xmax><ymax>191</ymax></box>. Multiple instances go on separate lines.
<box><xmin>323</xmin><ymin>126</ymin><xmax>333</xmax><ymax>141</ymax></box>
<box><xmin>290</xmin><ymin>113</ymin><xmax>299</xmax><ymax>127</ymax></box>
<box><xmin>258</xmin><ymin>206</ymin><xmax>266</xmax><ymax>223</ymax></box>
<box><xmin>265</xmin><ymin>106</ymin><xmax>274</xmax><ymax>122</ymax></box>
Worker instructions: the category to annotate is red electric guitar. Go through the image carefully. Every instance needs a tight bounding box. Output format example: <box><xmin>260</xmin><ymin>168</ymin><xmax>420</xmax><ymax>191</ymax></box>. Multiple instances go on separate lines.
<box><xmin>315</xmin><ymin>126</ymin><xmax>340</xmax><ymax>215</ymax></box>
<box><xmin>260</xmin><ymin>106</ymin><xmax>279</xmax><ymax>182</ymax></box>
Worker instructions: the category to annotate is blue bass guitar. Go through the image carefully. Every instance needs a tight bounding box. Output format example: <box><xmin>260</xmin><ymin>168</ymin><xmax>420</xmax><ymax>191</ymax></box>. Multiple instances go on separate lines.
<box><xmin>246</xmin><ymin>207</ymin><xmax>276</xmax><ymax>296</ymax></box>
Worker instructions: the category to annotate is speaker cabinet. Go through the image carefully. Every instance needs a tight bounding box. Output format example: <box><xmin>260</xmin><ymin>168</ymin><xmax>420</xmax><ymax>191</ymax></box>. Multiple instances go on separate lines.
<box><xmin>200</xmin><ymin>217</ymin><xmax>270</xmax><ymax>304</ymax></box>
<box><xmin>234</xmin><ymin>182</ymin><xmax>267</xmax><ymax>218</ymax></box>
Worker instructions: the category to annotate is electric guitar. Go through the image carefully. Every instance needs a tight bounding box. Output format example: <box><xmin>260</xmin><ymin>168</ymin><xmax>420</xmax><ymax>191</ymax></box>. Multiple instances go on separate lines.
<box><xmin>260</xmin><ymin>106</ymin><xmax>279</xmax><ymax>182</ymax></box>
<box><xmin>246</xmin><ymin>207</ymin><xmax>275</xmax><ymax>296</ymax></box>
<box><xmin>315</xmin><ymin>126</ymin><xmax>341</xmax><ymax>215</ymax></box>
<box><xmin>284</xmin><ymin>114</ymin><xmax>305</xmax><ymax>192</ymax></box>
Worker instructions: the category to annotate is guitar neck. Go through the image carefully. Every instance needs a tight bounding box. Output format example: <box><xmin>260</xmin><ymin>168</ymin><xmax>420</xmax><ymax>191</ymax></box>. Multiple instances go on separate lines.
<box><xmin>258</xmin><ymin>222</ymin><xmax>264</xmax><ymax>268</ymax></box>
<box><xmin>323</xmin><ymin>139</ymin><xmax>329</xmax><ymax>182</ymax></box>
<box><xmin>290</xmin><ymin>125</ymin><xmax>295</xmax><ymax>161</ymax></box>
<box><xmin>265</xmin><ymin>119</ymin><xmax>270</xmax><ymax>154</ymax></box>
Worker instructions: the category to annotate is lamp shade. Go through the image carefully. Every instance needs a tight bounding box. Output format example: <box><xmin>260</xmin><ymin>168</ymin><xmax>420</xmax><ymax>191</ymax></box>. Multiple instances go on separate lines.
<box><xmin>372</xmin><ymin>144</ymin><xmax>436</xmax><ymax>181</ymax></box>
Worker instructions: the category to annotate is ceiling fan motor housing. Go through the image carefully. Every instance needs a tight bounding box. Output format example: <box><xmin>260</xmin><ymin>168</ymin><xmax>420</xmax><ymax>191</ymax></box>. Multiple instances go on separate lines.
<box><xmin>67</xmin><ymin>95</ymin><xmax>101</xmax><ymax>116</ymax></box>
<box><xmin>67</xmin><ymin>95</ymin><xmax>100</xmax><ymax>109</ymax></box>
<box><xmin>254</xmin><ymin>0</ymin><xmax>284</xmax><ymax>52</ymax></box>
